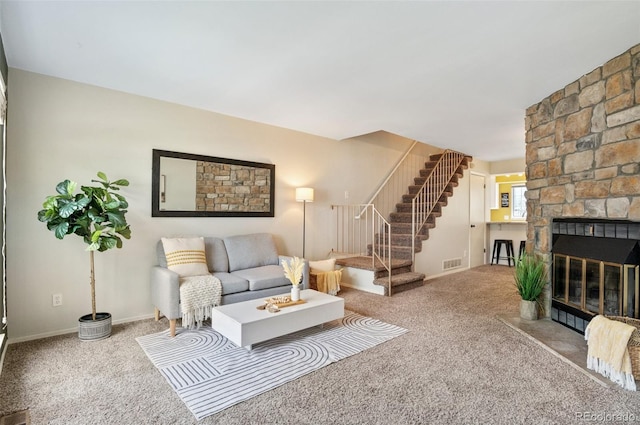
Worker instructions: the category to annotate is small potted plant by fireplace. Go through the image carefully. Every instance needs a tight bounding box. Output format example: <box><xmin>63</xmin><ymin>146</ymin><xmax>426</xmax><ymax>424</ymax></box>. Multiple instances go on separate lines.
<box><xmin>514</xmin><ymin>252</ymin><xmax>547</xmax><ymax>320</ymax></box>
<box><xmin>37</xmin><ymin>172</ymin><xmax>131</xmax><ymax>340</ymax></box>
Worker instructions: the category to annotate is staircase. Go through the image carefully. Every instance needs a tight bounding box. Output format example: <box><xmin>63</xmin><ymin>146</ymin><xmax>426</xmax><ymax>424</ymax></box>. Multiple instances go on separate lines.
<box><xmin>385</xmin><ymin>152</ymin><xmax>472</xmax><ymax>259</ymax></box>
<box><xmin>333</xmin><ymin>150</ymin><xmax>472</xmax><ymax>295</ymax></box>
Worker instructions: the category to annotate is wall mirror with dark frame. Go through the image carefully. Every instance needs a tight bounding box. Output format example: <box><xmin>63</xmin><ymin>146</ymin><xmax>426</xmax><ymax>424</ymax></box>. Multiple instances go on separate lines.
<box><xmin>151</xmin><ymin>149</ymin><xmax>275</xmax><ymax>217</ymax></box>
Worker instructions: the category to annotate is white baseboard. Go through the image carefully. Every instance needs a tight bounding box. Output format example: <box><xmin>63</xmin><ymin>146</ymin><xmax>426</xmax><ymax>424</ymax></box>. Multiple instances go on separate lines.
<box><xmin>339</xmin><ymin>281</ymin><xmax>386</xmax><ymax>295</ymax></box>
<box><xmin>7</xmin><ymin>313</ymin><xmax>156</xmax><ymax>344</ymax></box>
<box><xmin>424</xmin><ymin>266</ymin><xmax>470</xmax><ymax>281</ymax></box>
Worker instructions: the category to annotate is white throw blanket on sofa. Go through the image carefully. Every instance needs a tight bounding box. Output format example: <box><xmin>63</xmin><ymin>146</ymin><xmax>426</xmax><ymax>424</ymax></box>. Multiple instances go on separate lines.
<box><xmin>179</xmin><ymin>275</ymin><xmax>222</xmax><ymax>330</ymax></box>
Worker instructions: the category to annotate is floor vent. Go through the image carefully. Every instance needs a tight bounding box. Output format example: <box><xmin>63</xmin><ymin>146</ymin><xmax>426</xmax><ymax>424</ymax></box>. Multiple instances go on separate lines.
<box><xmin>442</xmin><ymin>258</ymin><xmax>462</xmax><ymax>271</ymax></box>
<box><xmin>0</xmin><ymin>410</ymin><xmax>30</xmax><ymax>425</ymax></box>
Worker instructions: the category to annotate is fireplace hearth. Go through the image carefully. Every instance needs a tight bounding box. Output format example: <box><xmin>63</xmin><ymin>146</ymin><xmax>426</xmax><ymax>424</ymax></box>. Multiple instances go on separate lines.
<box><xmin>551</xmin><ymin>218</ymin><xmax>640</xmax><ymax>334</ymax></box>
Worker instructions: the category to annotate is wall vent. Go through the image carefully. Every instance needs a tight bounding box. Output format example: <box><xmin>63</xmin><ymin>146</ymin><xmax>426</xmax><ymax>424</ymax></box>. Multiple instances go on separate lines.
<box><xmin>442</xmin><ymin>258</ymin><xmax>462</xmax><ymax>271</ymax></box>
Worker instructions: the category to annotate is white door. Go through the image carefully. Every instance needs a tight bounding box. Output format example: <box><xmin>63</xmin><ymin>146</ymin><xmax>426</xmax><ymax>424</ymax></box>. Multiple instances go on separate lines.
<box><xmin>469</xmin><ymin>173</ymin><xmax>486</xmax><ymax>267</ymax></box>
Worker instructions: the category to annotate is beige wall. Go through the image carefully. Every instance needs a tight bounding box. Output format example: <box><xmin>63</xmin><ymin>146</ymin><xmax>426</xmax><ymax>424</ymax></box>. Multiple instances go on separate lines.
<box><xmin>415</xmin><ymin>169</ymin><xmax>471</xmax><ymax>276</ymax></box>
<box><xmin>6</xmin><ymin>69</ymin><xmax>526</xmax><ymax>341</ymax></box>
<box><xmin>489</xmin><ymin>157</ymin><xmax>526</xmax><ymax>175</ymax></box>
<box><xmin>6</xmin><ymin>70</ymin><xmax>417</xmax><ymax>341</ymax></box>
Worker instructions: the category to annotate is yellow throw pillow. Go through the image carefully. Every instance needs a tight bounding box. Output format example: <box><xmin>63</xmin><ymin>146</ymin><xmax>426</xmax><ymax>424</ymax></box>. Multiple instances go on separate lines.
<box><xmin>161</xmin><ymin>237</ymin><xmax>209</xmax><ymax>277</ymax></box>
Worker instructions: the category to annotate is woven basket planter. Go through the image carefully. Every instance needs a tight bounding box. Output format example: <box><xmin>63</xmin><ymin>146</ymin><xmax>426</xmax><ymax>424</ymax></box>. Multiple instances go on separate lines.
<box><xmin>78</xmin><ymin>312</ymin><xmax>112</xmax><ymax>341</ymax></box>
<box><xmin>606</xmin><ymin>316</ymin><xmax>640</xmax><ymax>379</ymax></box>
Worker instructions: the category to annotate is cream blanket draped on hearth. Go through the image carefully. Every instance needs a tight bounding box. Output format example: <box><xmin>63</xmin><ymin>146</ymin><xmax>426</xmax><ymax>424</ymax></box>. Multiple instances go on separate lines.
<box><xmin>585</xmin><ymin>315</ymin><xmax>637</xmax><ymax>391</ymax></box>
<box><xmin>179</xmin><ymin>275</ymin><xmax>222</xmax><ymax>330</ymax></box>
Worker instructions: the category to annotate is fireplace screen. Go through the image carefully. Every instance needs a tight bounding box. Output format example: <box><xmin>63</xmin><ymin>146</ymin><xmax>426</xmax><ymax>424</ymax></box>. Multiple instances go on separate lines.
<box><xmin>585</xmin><ymin>260</ymin><xmax>600</xmax><ymax>313</ymax></box>
<box><xmin>551</xmin><ymin>219</ymin><xmax>640</xmax><ymax>333</ymax></box>
<box><xmin>552</xmin><ymin>255</ymin><xmax>633</xmax><ymax>317</ymax></box>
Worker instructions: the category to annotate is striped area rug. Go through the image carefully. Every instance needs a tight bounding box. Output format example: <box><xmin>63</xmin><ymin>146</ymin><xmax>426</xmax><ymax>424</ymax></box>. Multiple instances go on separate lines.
<box><xmin>136</xmin><ymin>311</ymin><xmax>407</xmax><ymax>420</ymax></box>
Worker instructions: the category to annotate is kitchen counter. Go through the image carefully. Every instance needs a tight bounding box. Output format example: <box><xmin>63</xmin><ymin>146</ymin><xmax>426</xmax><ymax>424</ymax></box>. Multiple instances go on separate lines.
<box><xmin>487</xmin><ymin>222</ymin><xmax>527</xmax><ymax>265</ymax></box>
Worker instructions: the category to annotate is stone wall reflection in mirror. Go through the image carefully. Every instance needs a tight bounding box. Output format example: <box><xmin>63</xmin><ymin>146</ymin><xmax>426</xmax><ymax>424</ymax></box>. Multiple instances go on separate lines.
<box><xmin>152</xmin><ymin>149</ymin><xmax>275</xmax><ymax>217</ymax></box>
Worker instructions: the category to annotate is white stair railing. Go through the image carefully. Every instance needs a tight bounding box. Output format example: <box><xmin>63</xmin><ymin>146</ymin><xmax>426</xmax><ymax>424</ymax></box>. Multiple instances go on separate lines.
<box><xmin>330</xmin><ymin>204</ymin><xmax>392</xmax><ymax>295</ymax></box>
<box><xmin>373</xmin><ymin>211</ymin><xmax>392</xmax><ymax>296</ymax></box>
<box><xmin>411</xmin><ymin>150</ymin><xmax>467</xmax><ymax>262</ymax></box>
<box><xmin>330</xmin><ymin>204</ymin><xmax>374</xmax><ymax>257</ymax></box>
<box><xmin>365</xmin><ymin>141</ymin><xmax>433</xmax><ymax>221</ymax></box>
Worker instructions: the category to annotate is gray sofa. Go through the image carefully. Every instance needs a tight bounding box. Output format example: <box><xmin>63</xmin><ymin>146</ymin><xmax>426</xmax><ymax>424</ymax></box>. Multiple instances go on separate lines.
<box><xmin>151</xmin><ymin>233</ymin><xmax>309</xmax><ymax>336</ymax></box>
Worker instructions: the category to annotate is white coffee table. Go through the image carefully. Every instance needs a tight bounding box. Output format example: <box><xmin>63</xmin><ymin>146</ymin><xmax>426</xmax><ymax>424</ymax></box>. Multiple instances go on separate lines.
<box><xmin>210</xmin><ymin>289</ymin><xmax>344</xmax><ymax>350</ymax></box>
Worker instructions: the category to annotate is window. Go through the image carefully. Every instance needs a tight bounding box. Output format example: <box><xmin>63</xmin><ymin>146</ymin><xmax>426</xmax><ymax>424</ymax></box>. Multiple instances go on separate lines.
<box><xmin>511</xmin><ymin>184</ymin><xmax>526</xmax><ymax>219</ymax></box>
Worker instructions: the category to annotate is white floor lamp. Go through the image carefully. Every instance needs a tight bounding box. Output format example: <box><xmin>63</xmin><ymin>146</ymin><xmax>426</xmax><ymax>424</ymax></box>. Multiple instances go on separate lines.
<box><xmin>295</xmin><ymin>187</ymin><xmax>314</xmax><ymax>258</ymax></box>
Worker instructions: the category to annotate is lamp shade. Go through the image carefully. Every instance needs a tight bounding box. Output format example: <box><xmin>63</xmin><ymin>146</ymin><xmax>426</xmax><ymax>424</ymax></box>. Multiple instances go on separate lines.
<box><xmin>295</xmin><ymin>187</ymin><xmax>314</xmax><ymax>202</ymax></box>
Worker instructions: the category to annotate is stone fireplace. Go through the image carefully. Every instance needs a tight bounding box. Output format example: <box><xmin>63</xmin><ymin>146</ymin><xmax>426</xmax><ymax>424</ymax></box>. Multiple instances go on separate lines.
<box><xmin>525</xmin><ymin>43</ymin><xmax>640</xmax><ymax>325</ymax></box>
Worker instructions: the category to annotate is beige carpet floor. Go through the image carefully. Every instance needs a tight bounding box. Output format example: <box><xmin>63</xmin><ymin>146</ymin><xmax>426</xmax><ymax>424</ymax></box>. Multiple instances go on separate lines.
<box><xmin>1</xmin><ymin>265</ymin><xmax>639</xmax><ymax>424</ymax></box>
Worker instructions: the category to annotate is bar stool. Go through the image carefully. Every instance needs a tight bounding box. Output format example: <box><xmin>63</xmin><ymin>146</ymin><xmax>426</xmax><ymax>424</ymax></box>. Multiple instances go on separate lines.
<box><xmin>491</xmin><ymin>239</ymin><xmax>515</xmax><ymax>266</ymax></box>
<box><xmin>519</xmin><ymin>240</ymin><xmax>526</xmax><ymax>260</ymax></box>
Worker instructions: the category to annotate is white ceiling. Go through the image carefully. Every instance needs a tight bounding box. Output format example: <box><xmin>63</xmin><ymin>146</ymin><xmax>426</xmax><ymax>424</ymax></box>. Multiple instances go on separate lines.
<box><xmin>1</xmin><ymin>1</ymin><xmax>639</xmax><ymax>161</ymax></box>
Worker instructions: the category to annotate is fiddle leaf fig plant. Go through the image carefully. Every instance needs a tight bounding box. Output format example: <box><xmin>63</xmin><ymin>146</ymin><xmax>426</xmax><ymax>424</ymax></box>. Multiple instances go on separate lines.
<box><xmin>37</xmin><ymin>172</ymin><xmax>132</xmax><ymax>320</ymax></box>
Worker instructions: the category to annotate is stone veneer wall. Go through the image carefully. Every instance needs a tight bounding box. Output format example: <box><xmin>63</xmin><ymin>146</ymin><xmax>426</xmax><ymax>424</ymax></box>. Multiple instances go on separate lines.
<box><xmin>195</xmin><ymin>161</ymin><xmax>271</xmax><ymax>212</ymax></box>
<box><xmin>525</xmin><ymin>43</ymin><xmax>640</xmax><ymax>315</ymax></box>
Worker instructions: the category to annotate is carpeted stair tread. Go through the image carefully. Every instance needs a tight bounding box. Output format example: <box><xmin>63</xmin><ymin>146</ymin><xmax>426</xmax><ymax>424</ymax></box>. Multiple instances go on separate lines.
<box><xmin>390</xmin><ymin>212</ymin><xmax>439</xmax><ymax>223</ymax></box>
<box><xmin>394</xmin><ymin>203</ymin><xmax>443</xmax><ymax>213</ymax></box>
<box><xmin>395</xmin><ymin>200</ymin><xmax>447</xmax><ymax>213</ymax></box>
<box><xmin>391</xmin><ymin>223</ymin><xmax>430</xmax><ymax>236</ymax></box>
<box><xmin>368</xmin><ymin>245</ymin><xmax>420</xmax><ymax>260</ymax></box>
<box><xmin>369</xmin><ymin>236</ymin><xmax>424</xmax><ymax>251</ymax></box>
<box><xmin>407</xmin><ymin>183</ymin><xmax>456</xmax><ymax>195</ymax></box>
<box><xmin>419</xmin><ymin>169</ymin><xmax>463</xmax><ymax>179</ymax></box>
<box><xmin>392</xmin><ymin>222</ymin><xmax>431</xmax><ymax>231</ymax></box>
<box><xmin>385</xmin><ymin>233</ymin><xmax>425</xmax><ymax>245</ymax></box>
<box><xmin>402</xmin><ymin>191</ymin><xmax>453</xmax><ymax>203</ymax></box>
<box><xmin>374</xmin><ymin>265</ymin><xmax>413</xmax><ymax>279</ymax></box>
<box><xmin>335</xmin><ymin>256</ymin><xmax>413</xmax><ymax>272</ymax></box>
<box><xmin>373</xmin><ymin>271</ymin><xmax>425</xmax><ymax>287</ymax></box>
<box><xmin>415</xmin><ymin>174</ymin><xmax>459</xmax><ymax>186</ymax></box>
<box><xmin>368</xmin><ymin>235</ymin><xmax>422</xmax><ymax>248</ymax></box>
<box><xmin>430</xmin><ymin>153</ymin><xmax>472</xmax><ymax>165</ymax></box>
